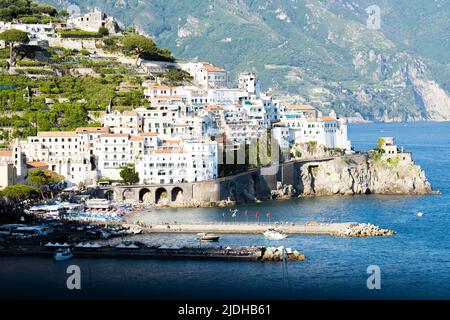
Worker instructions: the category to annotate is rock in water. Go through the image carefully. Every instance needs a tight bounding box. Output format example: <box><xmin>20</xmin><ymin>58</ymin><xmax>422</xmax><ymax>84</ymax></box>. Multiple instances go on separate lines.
<box><xmin>299</xmin><ymin>154</ymin><xmax>433</xmax><ymax>196</ymax></box>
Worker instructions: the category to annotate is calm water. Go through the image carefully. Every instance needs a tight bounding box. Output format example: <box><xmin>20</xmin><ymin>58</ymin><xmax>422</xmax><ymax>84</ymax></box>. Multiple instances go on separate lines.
<box><xmin>1</xmin><ymin>122</ymin><xmax>449</xmax><ymax>300</ymax></box>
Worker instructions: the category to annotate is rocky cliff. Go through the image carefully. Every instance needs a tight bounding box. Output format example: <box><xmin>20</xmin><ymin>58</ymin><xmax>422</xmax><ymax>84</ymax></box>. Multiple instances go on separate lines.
<box><xmin>298</xmin><ymin>154</ymin><xmax>432</xmax><ymax>196</ymax></box>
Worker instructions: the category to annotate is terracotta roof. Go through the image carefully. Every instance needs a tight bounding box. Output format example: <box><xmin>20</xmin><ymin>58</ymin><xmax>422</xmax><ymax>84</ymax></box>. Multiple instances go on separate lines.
<box><xmin>37</xmin><ymin>131</ymin><xmax>77</xmax><ymax>137</ymax></box>
<box><xmin>0</xmin><ymin>150</ymin><xmax>13</xmax><ymax>157</ymax></box>
<box><xmin>206</xmin><ymin>105</ymin><xmax>223</xmax><ymax>111</ymax></box>
<box><xmin>154</xmin><ymin>149</ymin><xmax>181</xmax><ymax>154</ymax></box>
<box><xmin>141</xmin><ymin>133</ymin><xmax>158</xmax><ymax>136</ymax></box>
<box><xmin>319</xmin><ymin>116</ymin><xmax>337</xmax><ymax>121</ymax></box>
<box><xmin>26</xmin><ymin>161</ymin><xmax>48</xmax><ymax>169</ymax></box>
<box><xmin>202</xmin><ymin>65</ymin><xmax>225</xmax><ymax>72</ymax></box>
<box><xmin>75</xmin><ymin>127</ymin><xmax>109</xmax><ymax>134</ymax></box>
<box><xmin>100</xmin><ymin>134</ymin><xmax>129</xmax><ymax>138</ymax></box>
<box><xmin>163</xmin><ymin>140</ymin><xmax>182</xmax><ymax>145</ymax></box>
<box><xmin>129</xmin><ymin>136</ymin><xmax>144</xmax><ymax>141</ymax></box>
<box><xmin>147</xmin><ymin>85</ymin><xmax>177</xmax><ymax>90</ymax></box>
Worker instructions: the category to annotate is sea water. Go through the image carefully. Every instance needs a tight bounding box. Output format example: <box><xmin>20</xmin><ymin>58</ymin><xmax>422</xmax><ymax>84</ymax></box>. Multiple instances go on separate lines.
<box><xmin>1</xmin><ymin>122</ymin><xmax>449</xmax><ymax>299</ymax></box>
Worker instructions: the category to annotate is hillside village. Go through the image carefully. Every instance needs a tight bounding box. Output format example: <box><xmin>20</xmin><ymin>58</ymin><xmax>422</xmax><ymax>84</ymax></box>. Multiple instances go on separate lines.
<box><xmin>0</xmin><ymin>1</ymin><xmax>351</xmax><ymax>193</ymax></box>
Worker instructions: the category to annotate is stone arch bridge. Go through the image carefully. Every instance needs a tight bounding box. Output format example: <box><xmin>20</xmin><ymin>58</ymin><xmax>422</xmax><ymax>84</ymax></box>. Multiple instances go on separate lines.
<box><xmin>98</xmin><ymin>184</ymin><xmax>191</xmax><ymax>204</ymax></box>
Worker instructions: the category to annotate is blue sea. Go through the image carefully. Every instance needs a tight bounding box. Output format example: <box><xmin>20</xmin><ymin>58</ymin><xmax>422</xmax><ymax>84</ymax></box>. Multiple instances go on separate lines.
<box><xmin>1</xmin><ymin>122</ymin><xmax>449</xmax><ymax>300</ymax></box>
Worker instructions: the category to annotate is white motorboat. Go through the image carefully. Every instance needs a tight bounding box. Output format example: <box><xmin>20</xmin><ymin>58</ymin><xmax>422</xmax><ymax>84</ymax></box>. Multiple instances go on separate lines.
<box><xmin>417</xmin><ymin>211</ymin><xmax>424</xmax><ymax>217</ymax></box>
<box><xmin>54</xmin><ymin>248</ymin><xmax>73</xmax><ymax>261</ymax></box>
<box><xmin>197</xmin><ymin>233</ymin><xmax>220</xmax><ymax>242</ymax></box>
<box><xmin>264</xmin><ymin>229</ymin><xmax>287</xmax><ymax>240</ymax></box>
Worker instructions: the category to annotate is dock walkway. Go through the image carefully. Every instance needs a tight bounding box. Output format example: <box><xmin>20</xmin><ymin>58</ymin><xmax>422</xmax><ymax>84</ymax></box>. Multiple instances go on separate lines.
<box><xmin>139</xmin><ymin>222</ymin><xmax>357</xmax><ymax>235</ymax></box>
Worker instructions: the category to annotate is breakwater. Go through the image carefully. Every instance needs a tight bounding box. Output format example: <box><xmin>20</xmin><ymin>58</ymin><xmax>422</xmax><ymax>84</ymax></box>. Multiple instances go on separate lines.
<box><xmin>134</xmin><ymin>222</ymin><xmax>396</xmax><ymax>237</ymax></box>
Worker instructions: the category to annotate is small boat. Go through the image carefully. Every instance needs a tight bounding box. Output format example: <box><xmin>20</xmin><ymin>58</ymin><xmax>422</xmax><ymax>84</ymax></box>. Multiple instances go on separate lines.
<box><xmin>115</xmin><ymin>241</ymin><xmax>140</xmax><ymax>249</ymax></box>
<box><xmin>197</xmin><ymin>233</ymin><xmax>220</xmax><ymax>242</ymax></box>
<box><xmin>264</xmin><ymin>229</ymin><xmax>287</xmax><ymax>240</ymax></box>
<box><xmin>54</xmin><ymin>248</ymin><xmax>73</xmax><ymax>261</ymax></box>
<box><xmin>417</xmin><ymin>211</ymin><xmax>424</xmax><ymax>217</ymax></box>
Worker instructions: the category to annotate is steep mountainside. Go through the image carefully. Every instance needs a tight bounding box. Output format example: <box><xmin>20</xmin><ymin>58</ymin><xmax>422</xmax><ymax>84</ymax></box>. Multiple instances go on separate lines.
<box><xmin>42</xmin><ymin>0</ymin><xmax>450</xmax><ymax>122</ymax></box>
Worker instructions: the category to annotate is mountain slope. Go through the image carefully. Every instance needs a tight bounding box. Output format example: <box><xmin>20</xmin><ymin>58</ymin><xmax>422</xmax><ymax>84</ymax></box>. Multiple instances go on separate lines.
<box><xmin>42</xmin><ymin>0</ymin><xmax>450</xmax><ymax>121</ymax></box>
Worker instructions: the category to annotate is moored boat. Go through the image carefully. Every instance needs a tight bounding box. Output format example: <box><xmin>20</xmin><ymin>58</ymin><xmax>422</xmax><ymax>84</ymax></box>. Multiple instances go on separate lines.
<box><xmin>263</xmin><ymin>229</ymin><xmax>287</xmax><ymax>240</ymax></box>
<box><xmin>54</xmin><ymin>248</ymin><xmax>73</xmax><ymax>261</ymax></box>
<box><xmin>197</xmin><ymin>233</ymin><xmax>220</xmax><ymax>242</ymax></box>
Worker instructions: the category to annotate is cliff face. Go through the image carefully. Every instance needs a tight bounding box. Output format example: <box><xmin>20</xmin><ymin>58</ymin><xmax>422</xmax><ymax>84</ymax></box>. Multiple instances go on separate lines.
<box><xmin>299</xmin><ymin>154</ymin><xmax>432</xmax><ymax>196</ymax></box>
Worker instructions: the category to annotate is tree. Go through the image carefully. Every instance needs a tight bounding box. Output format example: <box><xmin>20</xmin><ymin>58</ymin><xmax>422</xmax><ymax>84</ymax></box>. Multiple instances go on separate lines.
<box><xmin>98</xmin><ymin>26</ymin><xmax>109</xmax><ymax>37</ymax></box>
<box><xmin>1</xmin><ymin>184</ymin><xmax>40</xmax><ymax>201</ymax></box>
<box><xmin>28</xmin><ymin>169</ymin><xmax>64</xmax><ymax>198</ymax></box>
<box><xmin>78</xmin><ymin>181</ymin><xmax>86</xmax><ymax>191</ymax></box>
<box><xmin>0</xmin><ymin>29</ymin><xmax>29</xmax><ymax>67</ymax></box>
<box><xmin>121</xmin><ymin>34</ymin><xmax>158</xmax><ymax>66</ymax></box>
<box><xmin>0</xmin><ymin>184</ymin><xmax>40</xmax><ymax>218</ymax></box>
<box><xmin>120</xmin><ymin>163</ymin><xmax>140</xmax><ymax>185</ymax></box>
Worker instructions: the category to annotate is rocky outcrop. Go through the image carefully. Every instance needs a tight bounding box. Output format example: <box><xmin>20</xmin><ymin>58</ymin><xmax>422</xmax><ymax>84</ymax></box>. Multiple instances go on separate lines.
<box><xmin>299</xmin><ymin>154</ymin><xmax>433</xmax><ymax>196</ymax></box>
<box><xmin>335</xmin><ymin>223</ymin><xmax>396</xmax><ymax>237</ymax></box>
<box><xmin>407</xmin><ymin>64</ymin><xmax>450</xmax><ymax>121</ymax></box>
<box><xmin>257</xmin><ymin>247</ymin><xmax>305</xmax><ymax>261</ymax></box>
<box><xmin>271</xmin><ymin>182</ymin><xmax>296</xmax><ymax>199</ymax></box>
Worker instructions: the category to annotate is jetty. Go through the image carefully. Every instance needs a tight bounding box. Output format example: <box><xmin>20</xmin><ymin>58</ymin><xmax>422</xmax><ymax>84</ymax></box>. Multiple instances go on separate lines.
<box><xmin>0</xmin><ymin>244</ymin><xmax>304</xmax><ymax>262</ymax></box>
<box><xmin>137</xmin><ymin>222</ymin><xmax>395</xmax><ymax>237</ymax></box>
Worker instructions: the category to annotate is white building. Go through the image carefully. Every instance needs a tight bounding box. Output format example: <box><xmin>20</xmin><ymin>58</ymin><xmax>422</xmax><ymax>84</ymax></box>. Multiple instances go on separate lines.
<box><xmin>0</xmin><ymin>22</ymin><xmax>56</xmax><ymax>44</ymax></box>
<box><xmin>20</xmin><ymin>131</ymin><xmax>98</xmax><ymax>185</ymax></box>
<box><xmin>136</xmin><ymin>139</ymin><xmax>218</xmax><ymax>184</ymax></box>
<box><xmin>179</xmin><ymin>62</ymin><xmax>227</xmax><ymax>88</ymax></box>
<box><xmin>67</xmin><ymin>8</ymin><xmax>121</xmax><ymax>34</ymax></box>
<box><xmin>276</xmin><ymin>107</ymin><xmax>351</xmax><ymax>151</ymax></box>
<box><xmin>97</xmin><ymin>133</ymin><xmax>133</xmax><ymax>180</ymax></box>
<box><xmin>238</xmin><ymin>72</ymin><xmax>261</xmax><ymax>97</ymax></box>
<box><xmin>0</xmin><ymin>150</ymin><xmax>17</xmax><ymax>189</ymax></box>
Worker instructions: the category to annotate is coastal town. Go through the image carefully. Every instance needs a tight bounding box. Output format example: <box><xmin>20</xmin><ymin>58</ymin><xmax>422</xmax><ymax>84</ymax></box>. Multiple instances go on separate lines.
<box><xmin>0</xmin><ymin>3</ymin><xmax>433</xmax><ymax>263</ymax></box>
<box><xmin>0</xmin><ymin>8</ymin><xmax>352</xmax><ymax>194</ymax></box>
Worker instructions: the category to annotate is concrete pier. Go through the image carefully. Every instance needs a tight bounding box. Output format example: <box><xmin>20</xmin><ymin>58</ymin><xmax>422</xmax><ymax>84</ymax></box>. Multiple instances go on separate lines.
<box><xmin>139</xmin><ymin>222</ymin><xmax>358</xmax><ymax>236</ymax></box>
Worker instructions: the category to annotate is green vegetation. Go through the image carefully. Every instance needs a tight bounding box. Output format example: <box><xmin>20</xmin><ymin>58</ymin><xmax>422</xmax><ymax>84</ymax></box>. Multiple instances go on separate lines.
<box><xmin>163</xmin><ymin>69</ymin><xmax>193</xmax><ymax>86</ymax></box>
<box><xmin>306</xmin><ymin>141</ymin><xmax>317</xmax><ymax>153</ymax></box>
<box><xmin>58</xmin><ymin>29</ymin><xmax>102</xmax><ymax>39</ymax></box>
<box><xmin>0</xmin><ymin>184</ymin><xmax>40</xmax><ymax>220</ymax></box>
<box><xmin>387</xmin><ymin>156</ymin><xmax>400</xmax><ymax>167</ymax></box>
<box><xmin>377</xmin><ymin>138</ymin><xmax>385</xmax><ymax>152</ymax></box>
<box><xmin>98</xmin><ymin>27</ymin><xmax>109</xmax><ymax>37</ymax></box>
<box><xmin>370</xmin><ymin>149</ymin><xmax>384</xmax><ymax>163</ymax></box>
<box><xmin>0</xmin><ymin>184</ymin><xmax>40</xmax><ymax>201</ymax></box>
<box><xmin>0</xmin><ymin>29</ymin><xmax>29</xmax><ymax>67</ymax></box>
<box><xmin>0</xmin><ymin>43</ymin><xmax>150</xmax><ymax>140</ymax></box>
<box><xmin>27</xmin><ymin>169</ymin><xmax>64</xmax><ymax>198</ymax></box>
<box><xmin>119</xmin><ymin>163</ymin><xmax>140</xmax><ymax>185</ymax></box>
<box><xmin>0</xmin><ymin>0</ymin><xmax>57</xmax><ymax>22</ymax></box>
<box><xmin>0</xmin><ymin>1</ymin><xmax>177</xmax><ymax>145</ymax></box>
<box><xmin>121</xmin><ymin>34</ymin><xmax>174</xmax><ymax>65</ymax></box>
